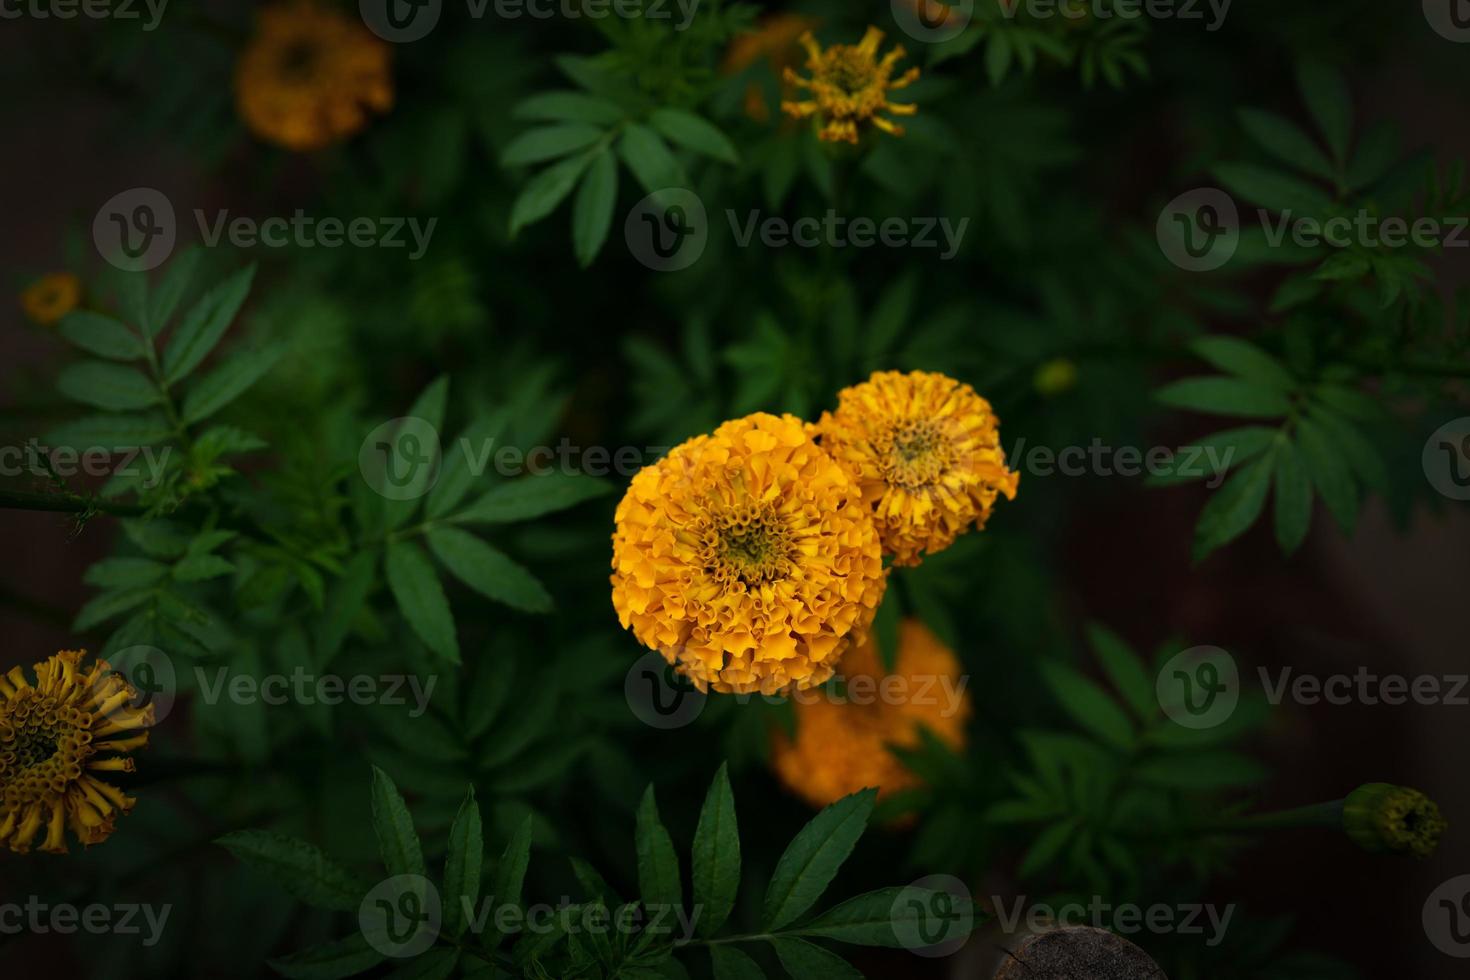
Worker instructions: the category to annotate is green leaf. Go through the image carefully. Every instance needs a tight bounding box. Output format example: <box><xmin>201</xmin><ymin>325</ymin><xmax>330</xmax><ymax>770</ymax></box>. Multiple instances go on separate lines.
<box><xmin>619</xmin><ymin>124</ymin><xmax>683</xmax><ymax>195</ymax></box>
<box><xmin>370</xmin><ymin>765</ymin><xmax>426</xmax><ymax>879</ymax></box>
<box><xmin>1085</xmin><ymin>625</ymin><xmax>1155</xmax><ymax>722</ymax></box>
<box><xmin>1136</xmin><ymin>751</ymin><xmax>1268</xmax><ymax>789</ymax></box>
<box><xmin>486</xmin><ymin>815</ymin><xmax>533</xmax><ymax>950</ymax></box>
<box><xmin>216</xmin><ymin>831</ymin><xmax>367</xmax><ymax>912</ymax></box>
<box><xmin>74</xmin><ymin>587</ymin><xmax>154</xmax><ymax>631</ymax></box>
<box><xmin>1272</xmin><ymin>439</ymin><xmax>1313</xmax><ymax>555</ymax></box>
<box><xmin>1039</xmin><ymin>661</ymin><xmax>1134</xmax><ymax>751</ymax></box>
<box><xmin>385</xmin><ymin>541</ymin><xmax>460</xmax><ymax>662</ymax></box>
<box><xmin>710</xmin><ymin>945</ymin><xmax>765</xmax><ymax>980</ymax></box>
<box><xmin>636</xmin><ymin>786</ymin><xmax>683</xmax><ymax>913</ymax></box>
<box><xmin>1297</xmin><ymin>61</ymin><xmax>1353</xmax><ymax>164</ymax></box>
<box><xmin>46</xmin><ymin>413</ymin><xmax>172</xmax><ymax>450</ymax></box>
<box><xmin>317</xmin><ymin>552</ymin><xmax>377</xmax><ymax>665</ymax></box>
<box><xmin>692</xmin><ymin>764</ymin><xmax>740</xmax><ymax>937</ymax></box>
<box><xmin>1018</xmin><ymin>821</ymin><xmax>1075</xmax><ymax>879</ymax></box>
<box><xmin>57</xmin><ymin>362</ymin><xmax>160</xmax><ymax>411</ymax></box>
<box><xmin>1156</xmin><ymin>377</ymin><xmax>1292</xmax><ymax>419</ymax></box>
<box><xmin>181</xmin><ymin>343</ymin><xmax>285</xmax><ymax>423</ymax></box>
<box><xmin>509</xmin><ymin>151</ymin><xmax>596</xmax><ymax>236</ymax></box>
<box><xmin>1236</xmin><ymin>108</ymin><xmax>1335</xmax><ymax>182</ymax></box>
<box><xmin>426</xmin><ymin>413</ymin><xmax>508</xmax><ymax>520</ymax></box>
<box><xmin>268</xmin><ymin>934</ymin><xmax>386</xmax><ymax>980</ymax></box>
<box><xmin>769</xmin><ymin>938</ymin><xmax>862</xmax><ymax>979</ymax></box>
<box><xmin>59</xmin><ymin>311</ymin><xmax>144</xmax><ymax>360</ymax></box>
<box><xmin>1190</xmin><ymin>336</ymin><xmax>1295</xmax><ymax>390</ymax></box>
<box><xmin>162</xmin><ymin>264</ymin><xmax>256</xmax><ymax>384</ymax></box>
<box><xmin>573</xmin><ymin>147</ymin><xmax>619</xmax><ymax>268</ymax></box>
<box><xmin>1211</xmin><ymin>162</ymin><xmax>1332</xmax><ymax>216</ymax></box>
<box><xmin>502</xmin><ymin>124</ymin><xmax>606</xmax><ymax>167</ymax></box>
<box><xmin>455</xmin><ymin>472</ymin><xmax>614</xmax><ymax>524</ymax></box>
<box><xmin>762</xmin><ymin>789</ymin><xmax>876</xmax><ymax>932</ymax></box>
<box><xmin>426</xmin><ymin>526</ymin><xmax>552</xmax><ymax>614</ymax></box>
<box><xmin>1147</xmin><ymin>426</ymin><xmax>1279</xmax><ymax>486</ymax></box>
<box><xmin>514</xmin><ymin>91</ymin><xmax>625</xmax><ymax>125</ymax></box>
<box><xmin>84</xmin><ymin>557</ymin><xmax>167</xmax><ymax>589</ymax></box>
<box><xmin>386</xmin><ymin>948</ymin><xmax>459</xmax><ymax>980</ymax></box>
<box><xmin>1192</xmin><ymin>456</ymin><xmax>1274</xmax><ymax>562</ymax></box>
<box><xmin>443</xmin><ymin>787</ymin><xmax>484</xmax><ymax>938</ymax></box>
<box><xmin>1295</xmin><ymin>415</ymin><xmax>1358</xmax><ymax>533</ymax></box>
<box><xmin>650</xmin><ymin>109</ymin><xmax>739</xmax><ymax>164</ymax></box>
<box><xmin>792</xmin><ymin>887</ymin><xmax>906</xmax><ymax>946</ymax></box>
<box><xmin>385</xmin><ymin>376</ymin><xmax>450</xmax><ymax>530</ymax></box>
<box><xmin>146</xmin><ymin>246</ymin><xmax>202</xmax><ymax>336</ymax></box>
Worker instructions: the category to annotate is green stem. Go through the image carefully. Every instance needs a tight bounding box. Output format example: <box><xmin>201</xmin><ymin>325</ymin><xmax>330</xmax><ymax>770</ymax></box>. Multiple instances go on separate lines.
<box><xmin>1192</xmin><ymin>799</ymin><xmax>1344</xmax><ymax>834</ymax></box>
<box><xmin>0</xmin><ymin>488</ymin><xmax>145</xmax><ymax>517</ymax></box>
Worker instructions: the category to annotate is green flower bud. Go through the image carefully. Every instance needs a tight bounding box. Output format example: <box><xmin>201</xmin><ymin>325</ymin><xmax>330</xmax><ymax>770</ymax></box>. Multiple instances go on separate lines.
<box><xmin>1342</xmin><ymin>783</ymin><xmax>1446</xmax><ymax>858</ymax></box>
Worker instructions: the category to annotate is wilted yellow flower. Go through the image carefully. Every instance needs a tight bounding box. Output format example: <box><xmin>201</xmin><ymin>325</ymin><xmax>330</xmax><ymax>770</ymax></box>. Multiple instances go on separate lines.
<box><xmin>781</xmin><ymin>27</ymin><xmax>920</xmax><ymax>144</ymax></box>
<box><xmin>611</xmin><ymin>413</ymin><xmax>887</xmax><ymax>695</ymax></box>
<box><xmin>0</xmin><ymin>650</ymin><xmax>153</xmax><ymax>854</ymax></box>
<box><xmin>235</xmin><ymin>3</ymin><xmax>393</xmax><ymax>152</ymax></box>
<box><xmin>815</xmin><ymin>370</ymin><xmax>1018</xmax><ymax>566</ymax></box>
<box><xmin>722</xmin><ymin>13</ymin><xmax>823</xmax><ymax>124</ymax></box>
<box><xmin>21</xmin><ymin>272</ymin><xmax>81</xmax><ymax>326</ymax></box>
<box><xmin>1342</xmin><ymin>783</ymin><xmax>1446</xmax><ymax>858</ymax></box>
<box><xmin>771</xmin><ymin>618</ymin><xmax>970</xmax><ymax>808</ymax></box>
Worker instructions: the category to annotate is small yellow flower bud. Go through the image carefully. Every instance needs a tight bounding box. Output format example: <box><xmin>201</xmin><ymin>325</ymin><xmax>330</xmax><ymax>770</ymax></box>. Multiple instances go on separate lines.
<box><xmin>1342</xmin><ymin>783</ymin><xmax>1447</xmax><ymax>858</ymax></box>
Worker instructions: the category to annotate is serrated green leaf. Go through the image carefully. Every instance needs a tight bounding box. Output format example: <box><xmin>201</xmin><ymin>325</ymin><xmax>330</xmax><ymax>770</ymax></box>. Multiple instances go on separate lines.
<box><xmin>385</xmin><ymin>540</ymin><xmax>460</xmax><ymax>662</ymax></box>
<box><xmin>573</xmin><ymin>148</ymin><xmax>618</xmax><ymax>268</ymax></box>
<box><xmin>268</xmin><ymin>934</ymin><xmax>385</xmax><ymax>980</ymax></box>
<box><xmin>146</xmin><ymin>246</ymin><xmax>202</xmax><ymax>336</ymax></box>
<box><xmin>444</xmin><ymin>787</ymin><xmax>483</xmax><ymax>938</ymax></box>
<box><xmin>692</xmin><ymin>764</ymin><xmax>740</xmax><ymax>937</ymax></box>
<box><xmin>763</xmin><ymin>789</ymin><xmax>875</xmax><ymax>932</ymax></box>
<box><xmin>502</xmin><ymin>124</ymin><xmax>606</xmax><ymax>167</ymax></box>
<box><xmin>57</xmin><ymin>362</ymin><xmax>160</xmax><ymax>411</ymax></box>
<box><xmin>1297</xmin><ymin>61</ymin><xmax>1353</xmax><ymax>164</ymax></box>
<box><xmin>710</xmin><ymin>945</ymin><xmax>765</xmax><ymax>980</ymax></box>
<box><xmin>1086</xmin><ymin>625</ymin><xmax>1155</xmax><ymax>722</ymax></box>
<box><xmin>770</xmin><ymin>937</ymin><xmax>862</xmax><ymax>979</ymax></box>
<box><xmin>636</xmin><ymin>786</ymin><xmax>682</xmax><ymax>913</ymax></box>
<box><xmin>162</xmin><ymin>264</ymin><xmax>256</xmax><ymax>384</ymax></box>
<box><xmin>216</xmin><ymin>831</ymin><xmax>367</xmax><ymax>912</ymax></box>
<box><xmin>1039</xmin><ymin>660</ymin><xmax>1134</xmax><ymax>751</ymax></box>
<box><xmin>370</xmin><ymin>765</ymin><xmax>426</xmax><ymax>879</ymax></box>
<box><xmin>619</xmin><ymin>124</ymin><xmax>683</xmax><ymax>195</ymax></box>
<box><xmin>1273</xmin><ymin>439</ymin><xmax>1313</xmax><ymax>555</ymax></box>
<box><xmin>454</xmin><ymin>472</ymin><xmax>614</xmax><ymax>524</ymax></box>
<box><xmin>59</xmin><ymin>311</ymin><xmax>144</xmax><ymax>360</ymax></box>
<box><xmin>1236</xmin><ymin>108</ymin><xmax>1335</xmax><ymax>182</ymax></box>
<box><xmin>1192</xmin><ymin>456</ymin><xmax>1274</xmax><ymax>562</ymax></box>
<box><xmin>1190</xmin><ymin>336</ymin><xmax>1295</xmax><ymax>390</ymax></box>
<box><xmin>426</xmin><ymin>526</ymin><xmax>552</xmax><ymax>613</ymax></box>
<box><xmin>1156</xmin><ymin>377</ymin><xmax>1292</xmax><ymax>419</ymax></box>
<box><xmin>514</xmin><ymin>91</ymin><xmax>625</xmax><ymax>125</ymax></box>
<box><xmin>1212</xmin><ymin>162</ymin><xmax>1332</xmax><ymax>216</ymax></box>
<box><xmin>509</xmin><ymin>151</ymin><xmax>595</xmax><ymax>236</ymax></box>
<box><xmin>181</xmin><ymin>343</ymin><xmax>285</xmax><ymax>423</ymax></box>
<box><xmin>650</xmin><ymin>109</ymin><xmax>738</xmax><ymax>164</ymax></box>
<box><xmin>486</xmin><ymin>815</ymin><xmax>533</xmax><ymax>950</ymax></box>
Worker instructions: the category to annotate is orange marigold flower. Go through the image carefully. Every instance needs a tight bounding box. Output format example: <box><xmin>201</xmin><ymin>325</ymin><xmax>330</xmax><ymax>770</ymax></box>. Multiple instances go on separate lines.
<box><xmin>815</xmin><ymin>370</ymin><xmax>1019</xmax><ymax>566</ymax></box>
<box><xmin>781</xmin><ymin>26</ymin><xmax>920</xmax><ymax>145</ymax></box>
<box><xmin>235</xmin><ymin>3</ymin><xmax>393</xmax><ymax>152</ymax></box>
<box><xmin>0</xmin><ymin>650</ymin><xmax>154</xmax><ymax>854</ymax></box>
<box><xmin>722</xmin><ymin>13</ymin><xmax>823</xmax><ymax>124</ymax></box>
<box><xmin>611</xmin><ymin>412</ymin><xmax>887</xmax><ymax>695</ymax></box>
<box><xmin>771</xmin><ymin>618</ymin><xmax>970</xmax><ymax>808</ymax></box>
<box><xmin>21</xmin><ymin>272</ymin><xmax>81</xmax><ymax>326</ymax></box>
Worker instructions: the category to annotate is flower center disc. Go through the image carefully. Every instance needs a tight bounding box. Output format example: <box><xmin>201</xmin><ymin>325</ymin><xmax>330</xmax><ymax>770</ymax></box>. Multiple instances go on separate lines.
<box><xmin>705</xmin><ymin>507</ymin><xmax>794</xmax><ymax>587</ymax></box>
<box><xmin>878</xmin><ymin>419</ymin><xmax>953</xmax><ymax>488</ymax></box>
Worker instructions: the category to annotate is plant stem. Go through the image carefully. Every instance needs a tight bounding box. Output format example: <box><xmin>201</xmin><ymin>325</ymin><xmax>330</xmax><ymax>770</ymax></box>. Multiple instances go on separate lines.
<box><xmin>0</xmin><ymin>488</ymin><xmax>145</xmax><ymax>517</ymax></box>
<box><xmin>1192</xmin><ymin>799</ymin><xmax>1344</xmax><ymax>834</ymax></box>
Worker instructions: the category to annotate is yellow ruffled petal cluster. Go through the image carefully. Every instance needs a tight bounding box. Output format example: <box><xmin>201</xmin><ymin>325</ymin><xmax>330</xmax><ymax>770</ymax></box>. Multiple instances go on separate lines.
<box><xmin>0</xmin><ymin>650</ymin><xmax>153</xmax><ymax>854</ymax></box>
<box><xmin>21</xmin><ymin>272</ymin><xmax>81</xmax><ymax>326</ymax></box>
<box><xmin>235</xmin><ymin>3</ymin><xmax>393</xmax><ymax>152</ymax></box>
<box><xmin>781</xmin><ymin>26</ymin><xmax>920</xmax><ymax>144</ymax></box>
<box><xmin>816</xmin><ymin>370</ymin><xmax>1019</xmax><ymax>566</ymax></box>
<box><xmin>771</xmin><ymin>618</ymin><xmax>970</xmax><ymax>808</ymax></box>
<box><xmin>611</xmin><ymin>413</ymin><xmax>887</xmax><ymax>695</ymax></box>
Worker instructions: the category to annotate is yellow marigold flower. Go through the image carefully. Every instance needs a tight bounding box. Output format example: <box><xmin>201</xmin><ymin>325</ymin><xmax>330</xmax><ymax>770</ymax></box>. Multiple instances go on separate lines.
<box><xmin>771</xmin><ymin>618</ymin><xmax>970</xmax><ymax>808</ymax></box>
<box><xmin>21</xmin><ymin>272</ymin><xmax>81</xmax><ymax>326</ymax></box>
<box><xmin>781</xmin><ymin>26</ymin><xmax>920</xmax><ymax>145</ymax></box>
<box><xmin>235</xmin><ymin>3</ymin><xmax>393</xmax><ymax>152</ymax></box>
<box><xmin>0</xmin><ymin>650</ymin><xmax>153</xmax><ymax>854</ymax></box>
<box><xmin>815</xmin><ymin>370</ymin><xmax>1019</xmax><ymax>567</ymax></box>
<box><xmin>611</xmin><ymin>413</ymin><xmax>887</xmax><ymax>695</ymax></box>
<box><xmin>722</xmin><ymin>13</ymin><xmax>822</xmax><ymax>124</ymax></box>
